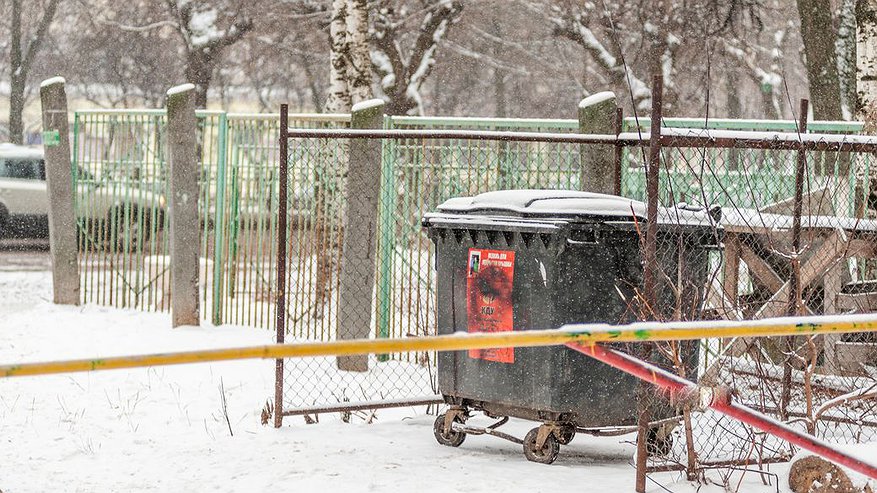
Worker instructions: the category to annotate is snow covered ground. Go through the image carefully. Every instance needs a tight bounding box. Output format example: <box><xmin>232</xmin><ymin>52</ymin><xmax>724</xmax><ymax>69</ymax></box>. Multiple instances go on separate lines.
<box><xmin>0</xmin><ymin>269</ymin><xmax>807</xmax><ymax>492</ymax></box>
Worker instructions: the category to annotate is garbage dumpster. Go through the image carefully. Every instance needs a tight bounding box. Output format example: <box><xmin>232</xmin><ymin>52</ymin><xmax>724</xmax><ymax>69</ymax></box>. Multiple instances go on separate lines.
<box><xmin>422</xmin><ymin>189</ymin><xmax>721</xmax><ymax>464</ymax></box>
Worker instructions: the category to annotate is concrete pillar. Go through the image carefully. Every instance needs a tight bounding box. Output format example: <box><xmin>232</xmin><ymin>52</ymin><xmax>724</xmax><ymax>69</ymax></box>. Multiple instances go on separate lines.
<box><xmin>39</xmin><ymin>77</ymin><xmax>80</xmax><ymax>306</ymax></box>
<box><xmin>337</xmin><ymin>99</ymin><xmax>385</xmax><ymax>371</ymax></box>
<box><xmin>578</xmin><ymin>91</ymin><xmax>618</xmax><ymax>195</ymax></box>
<box><xmin>166</xmin><ymin>83</ymin><xmax>200</xmax><ymax>327</ymax></box>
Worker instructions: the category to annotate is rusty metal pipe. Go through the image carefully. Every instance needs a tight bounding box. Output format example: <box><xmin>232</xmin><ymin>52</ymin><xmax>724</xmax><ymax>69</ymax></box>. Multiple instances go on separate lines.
<box><xmin>565</xmin><ymin>342</ymin><xmax>877</xmax><ymax>480</ymax></box>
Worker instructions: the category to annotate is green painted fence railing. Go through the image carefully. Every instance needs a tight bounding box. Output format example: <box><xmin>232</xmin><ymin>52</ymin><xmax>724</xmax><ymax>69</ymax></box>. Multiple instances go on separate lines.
<box><xmin>71</xmin><ymin>111</ymin><xmax>871</xmax><ymax>347</ymax></box>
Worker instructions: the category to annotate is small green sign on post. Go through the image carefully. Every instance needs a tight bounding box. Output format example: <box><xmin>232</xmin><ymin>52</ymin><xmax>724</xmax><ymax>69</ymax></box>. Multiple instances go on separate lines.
<box><xmin>42</xmin><ymin>130</ymin><xmax>61</xmax><ymax>147</ymax></box>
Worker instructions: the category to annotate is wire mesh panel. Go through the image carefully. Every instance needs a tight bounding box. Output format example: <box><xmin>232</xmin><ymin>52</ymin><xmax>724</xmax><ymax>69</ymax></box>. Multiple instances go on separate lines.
<box><xmin>377</xmin><ymin>116</ymin><xmax>583</xmax><ymax>359</ymax></box>
<box><xmin>71</xmin><ymin>110</ymin><xmax>350</xmax><ymax>327</ymax></box>
<box><xmin>72</xmin><ymin>109</ymin><xmax>223</xmax><ymax>315</ymax></box>
<box><xmin>635</xmin><ymin>126</ymin><xmax>877</xmax><ymax>480</ymax></box>
<box><xmin>279</xmin><ymin>123</ymin><xmax>590</xmax><ymax>417</ymax></box>
<box><xmin>210</xmin><ymin>114</ymin><xmax>350</xmax><ymax>329</ymax></box>
<box><xmin>73</xmin><ymin>110</ymin><xmax>172</xmax><ymax>311</ymax></box>
<box><xmin>277</xmin><ymin>120</ymin><xmax>877</xmax><ymax>482</ymax></box>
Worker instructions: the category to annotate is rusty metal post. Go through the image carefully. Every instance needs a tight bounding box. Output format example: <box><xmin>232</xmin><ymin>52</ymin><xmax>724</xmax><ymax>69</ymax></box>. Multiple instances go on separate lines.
<box><xmin>274</xmin><ymin>104</ymin><xmax>289</xmax><ymax>428</ymax></box>
<box><xmin>789</xmin><ymin>99</ymin><xmax>809</xmax><ymax>317</ymax></box>
<box><xmin>780</xmin><ymin>99</ymin><xmax>809</xmax><ymax>421</ymax></box>
<box><xmin>644</xmin><ymin>75</ymin><xmax>663</xmax><ymax>316</ymax></box>
<box><xmin>614</xmin><ymin>107</ymin><xmax>624</xmax><ymax>196</ymax></box>
<box><xmin>635</xmin><ymin>74</ymin><xmax>664</xmax><ymax>493</ymax></box>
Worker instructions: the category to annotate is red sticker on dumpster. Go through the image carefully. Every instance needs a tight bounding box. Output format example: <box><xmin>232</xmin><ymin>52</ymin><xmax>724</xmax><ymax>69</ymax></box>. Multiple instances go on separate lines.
<box><xmin>466</xmin><ymin>248</ymin><xmax>515</xmax><ymax>363</ymax></box>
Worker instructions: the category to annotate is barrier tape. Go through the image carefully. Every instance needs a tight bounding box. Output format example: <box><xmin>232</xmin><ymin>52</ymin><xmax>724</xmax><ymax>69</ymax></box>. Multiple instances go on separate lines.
<box><xmin>2</xmin><ymin>313</ymin><xmax>877</xmax><ymax>378</ymax></box>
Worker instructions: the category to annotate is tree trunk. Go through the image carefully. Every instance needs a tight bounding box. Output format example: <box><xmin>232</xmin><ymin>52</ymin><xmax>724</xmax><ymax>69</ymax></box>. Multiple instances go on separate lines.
<box><xmin>9</xmin><ymin>0</ymin><xmax>24</xmax><ymax>145</ymax></box>
<box><xmin>9</xmin><ymin>73</ymin><xmax>26</xmax><ymax>145</ymax></box>
<box><xmin>726</xmin><ymin>68</ymin><xmax>742</xmax><ymax>169</ymax></box>
<box><xmin>325</xmin><ymin>0</ymin><xmax>351</xmax><ymax>113</ymax></box>
<box><xmin>857</xmin><ymin>0</ymin><xmax>877</xmax><ymax>117</ymax></box>
<box><xmin>7</xmin><ymin>0</ymin><xmax>58</xmax><ymax>144</ymax></box>
<box><xmin>797</xmin><ymin>0</ymin><xmax>843</xmax><ymax>120</ymax></box>
<box><xmin>184</xmin><ymin>50</ymin><xmax>213</xmax><ymax>109</ymax></box>
<box><xmin>856</xmin><ymin>0</ymin><xmax>877</xmax><ymax>281</ymax></box>
<box><xmin>838</xmin><ymin>0</ymin><xmax>857</xmax><ymax>118</ymax></box>
<box><xmin>346</xmin><ymin>0</ymin><xmax>373</xmax><ymax>105</ymax></box>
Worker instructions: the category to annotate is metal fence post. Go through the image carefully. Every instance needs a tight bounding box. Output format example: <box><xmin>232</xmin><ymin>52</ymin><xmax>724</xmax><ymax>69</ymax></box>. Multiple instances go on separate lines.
<box><xmin>274</xmin><ymin>104</ymin><xmax>289</xmax><ymax>428</ymax></box>
<box><xmin>166</xmin><ymin>84</ymin><xmax>200</xmax><ymax>327</ymax></box>
<box><xmin>613</xmin><ymin>106</ymin><xmax>624</xmax><ymax>196</ymax></box>
<box><xmin>39</xmin><ymin>77</ymin><xmax>80</xmax><ymax>306</ymax></box>
<box><xmin>376</xmin><ymin>115</ymin><xmax>395</xmax><ymax>362</ymax></box>
<box><xmin>337</xmin><ymin>99</ymin><xmax>386</xmax><ymax>372</ymax></box>
<box><xmin>636</xmin><ymin>75</ymin><xmax>664</xmax><ymax>493</ymax></box>
<box><xmin>212</xmin><ymin>112</ymin><xmax>229</xmax><ymax>325</ymax></box>
<box><xmin>578</xmin><ymin>91</ymin><xmax>617</xmax><ymax>194</ymax></box>
<box><xmin>789</xmin><ymin>99</ymin><xmax>810</xmax><ymax>317</ymax></box>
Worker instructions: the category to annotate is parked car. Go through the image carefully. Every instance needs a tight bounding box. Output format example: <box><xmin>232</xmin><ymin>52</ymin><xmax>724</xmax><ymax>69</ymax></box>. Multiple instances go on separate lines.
<box><xmin>0</xmin><ymin>143</ymin><xmax>165</xmax><ymax>251</ymax></box>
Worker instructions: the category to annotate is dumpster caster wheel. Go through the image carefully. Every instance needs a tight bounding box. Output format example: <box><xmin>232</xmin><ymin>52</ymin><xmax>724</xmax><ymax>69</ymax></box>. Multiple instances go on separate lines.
<box><xmin>523</xmin><ymin>427</ymin><xmax>560</xmax><ymax>464</ymax></box>
<box><xmin>433</xmin><ymin>413</ymin><xmax>466</xmax><ymax>447</ymax></box>
<box><xmin>556</xmin><ymin>424</ymin><xmax>576</xmax><ymax>445</ymax></box>
<box><xmin>646</xmin><ymin>427</ymin><xmax>673</xmax><ymax>457</ymax></box>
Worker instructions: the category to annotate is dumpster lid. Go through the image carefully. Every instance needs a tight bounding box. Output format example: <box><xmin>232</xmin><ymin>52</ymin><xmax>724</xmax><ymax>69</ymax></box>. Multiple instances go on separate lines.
<box><xmin>434</xmin><ymin>189</ymin><xmax>719</xmax><ymax>227</ymax></box>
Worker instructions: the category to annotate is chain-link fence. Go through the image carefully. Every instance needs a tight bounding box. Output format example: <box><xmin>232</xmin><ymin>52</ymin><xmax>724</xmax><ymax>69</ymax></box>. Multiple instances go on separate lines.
<box><xmin>274</xmin><ymin>111</ymin><xmax>877</xmax><ymax>487</ymax></box>
<box><xmin>277</xmin><ymin>125</ymin><xmax>592</xmax><ymax>416</ymax></box>
<box><xmin>70</xmin><ymin>105</ymin><xmax>877</xmax><ymax>484</ymax></box>
<box><xmin>640</xmin><ymin>123</ymin><xmax>877</xmax><ymax>481</ymax></box>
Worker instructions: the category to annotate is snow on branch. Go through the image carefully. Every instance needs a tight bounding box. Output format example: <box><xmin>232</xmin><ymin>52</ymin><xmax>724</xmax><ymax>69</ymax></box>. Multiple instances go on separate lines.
<box><xmin>371</xmin><ymin>0</ymin><xmax>463</xmax><ymax>115</ymax></box>
<box><xmin>547</xmin><ymin>5</ymin><xmax>651</xmax><ymax>111</ymax></box>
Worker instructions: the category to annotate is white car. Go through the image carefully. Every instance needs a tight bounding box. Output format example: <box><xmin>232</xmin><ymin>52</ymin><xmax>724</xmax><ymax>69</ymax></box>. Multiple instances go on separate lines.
<box><xmin>0</xmin><ymin>143</ymin><xmax>165</xmax><ymax>250</ymax></box>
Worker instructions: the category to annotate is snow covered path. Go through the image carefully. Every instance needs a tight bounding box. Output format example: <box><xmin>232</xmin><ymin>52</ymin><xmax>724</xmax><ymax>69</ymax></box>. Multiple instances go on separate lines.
<box><xmin>0</xmin><ymin>270</ymin><xmax>790</xmax><ymax>492</ymax></box>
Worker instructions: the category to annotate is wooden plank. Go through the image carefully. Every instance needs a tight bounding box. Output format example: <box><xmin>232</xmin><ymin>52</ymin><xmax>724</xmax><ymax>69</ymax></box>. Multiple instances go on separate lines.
<box><xmin>707</xmin><ymin>276</ymin><xmax>743</xmax><ymax>320</ymax></box>
<box><xmin>722</xmin><ymin>233</ymin><xmax>740</xmax><ymax>311</ymax></box>
<box><xmin>837</xmin><ymin>291</ymin><xmax>877</xmax><ymax>311</ymax></box>
<box><xmin>754</xmin><ymin>230</ymin><xmax>846</xmax><ymax>319</ymax></box>
<box><xmin>739</xmin><ymin>242</ymin><xmax>784</xmax><ymax>293</ymax></box>
<box><xmin>847</xmin><ymin>239</ymin><xmax>877</xmax><ymax>258</ymax></box>
<box><xmin>822</xmin><ymin>262</ymin><xmax>845</xmax><ymax>373</ymax></box>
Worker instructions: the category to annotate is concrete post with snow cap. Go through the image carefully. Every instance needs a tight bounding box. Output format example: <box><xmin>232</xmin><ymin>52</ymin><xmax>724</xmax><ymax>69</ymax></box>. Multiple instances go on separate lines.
<box><xmin>166</xmin><ymin>83</ymin><xmax>200</xmax><ymax>327</ymax></box>
<box><xmin>578</xmin><ymin>91</ymin><xmax>617</xmax><ymax>195</ymax></box>
<box><xmin>39</xmin><ymin>77</ymin><xmax>80</xmax><ymax>305</ymax></box>
<box><xmin>337</xmin><ymin>98</ymin><xmax>385</xmax><ymax>372</ymax></box>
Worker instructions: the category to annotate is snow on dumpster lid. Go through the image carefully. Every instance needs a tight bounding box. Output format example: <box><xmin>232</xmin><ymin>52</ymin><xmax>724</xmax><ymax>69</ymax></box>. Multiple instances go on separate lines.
<box><xmin>436</xmin><ymin>189</ymin><xmax>719</xmax><ymax>228</ymax></box>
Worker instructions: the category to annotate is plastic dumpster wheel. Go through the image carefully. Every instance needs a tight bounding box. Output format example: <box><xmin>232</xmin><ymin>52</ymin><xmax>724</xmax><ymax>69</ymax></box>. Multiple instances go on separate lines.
<box><xmin>523</xmin><ymin>428</ymin><xmax>560</xmax><ymax>464</ymax></box>
<box><xmin>556</xmin><ymin>424</ymin><xmax>576</xmax><ymax>445</ymax></box>
<box><xmin>433</xmin><ymin>413</ymin><xmax>466</xmax><ymax>447</ymax></box>
<box><xmin>646</xmin><ymin>427</ymin><xmax>673</xmax><ymax>457</ymax></box>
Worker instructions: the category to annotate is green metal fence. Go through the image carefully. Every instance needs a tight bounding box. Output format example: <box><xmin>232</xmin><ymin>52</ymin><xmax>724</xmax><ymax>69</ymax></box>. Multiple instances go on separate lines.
<box><xmin>71</xmin><ymin>110</ymin><xmax>349</xmax><ymax>327</ymax></box>
<box><xmin>71</xmin><ymin>111</ymin><xmax>870</xmax><ymax>337</ymax></box>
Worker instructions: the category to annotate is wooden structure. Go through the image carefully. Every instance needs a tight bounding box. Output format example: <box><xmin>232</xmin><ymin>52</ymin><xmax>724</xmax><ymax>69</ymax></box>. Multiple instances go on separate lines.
<box><xmin>712</xmin><ymin>208</ymin><xmax>877</xmax><ymax>373</ymax></box>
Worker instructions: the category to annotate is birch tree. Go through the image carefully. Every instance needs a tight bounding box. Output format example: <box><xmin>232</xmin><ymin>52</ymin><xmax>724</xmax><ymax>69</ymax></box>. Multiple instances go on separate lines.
<box><xmin>858</xmin><ymin>0</ymin><xmax>877</xmax><ymax>119</ymax></box>
<box><xmin>325</xmin><ymin>0</ymin><xmax>373</xmax><ymax>112</ymax></box>
<box><xmin>7</xmin><ymin>0</ymin><xmax>60</xmax><ymax>144</ymax></box>
<box><xmin>856</xmin><ymin>0</ymin><xmax>877</xmax><ymax>225</ymax></box>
